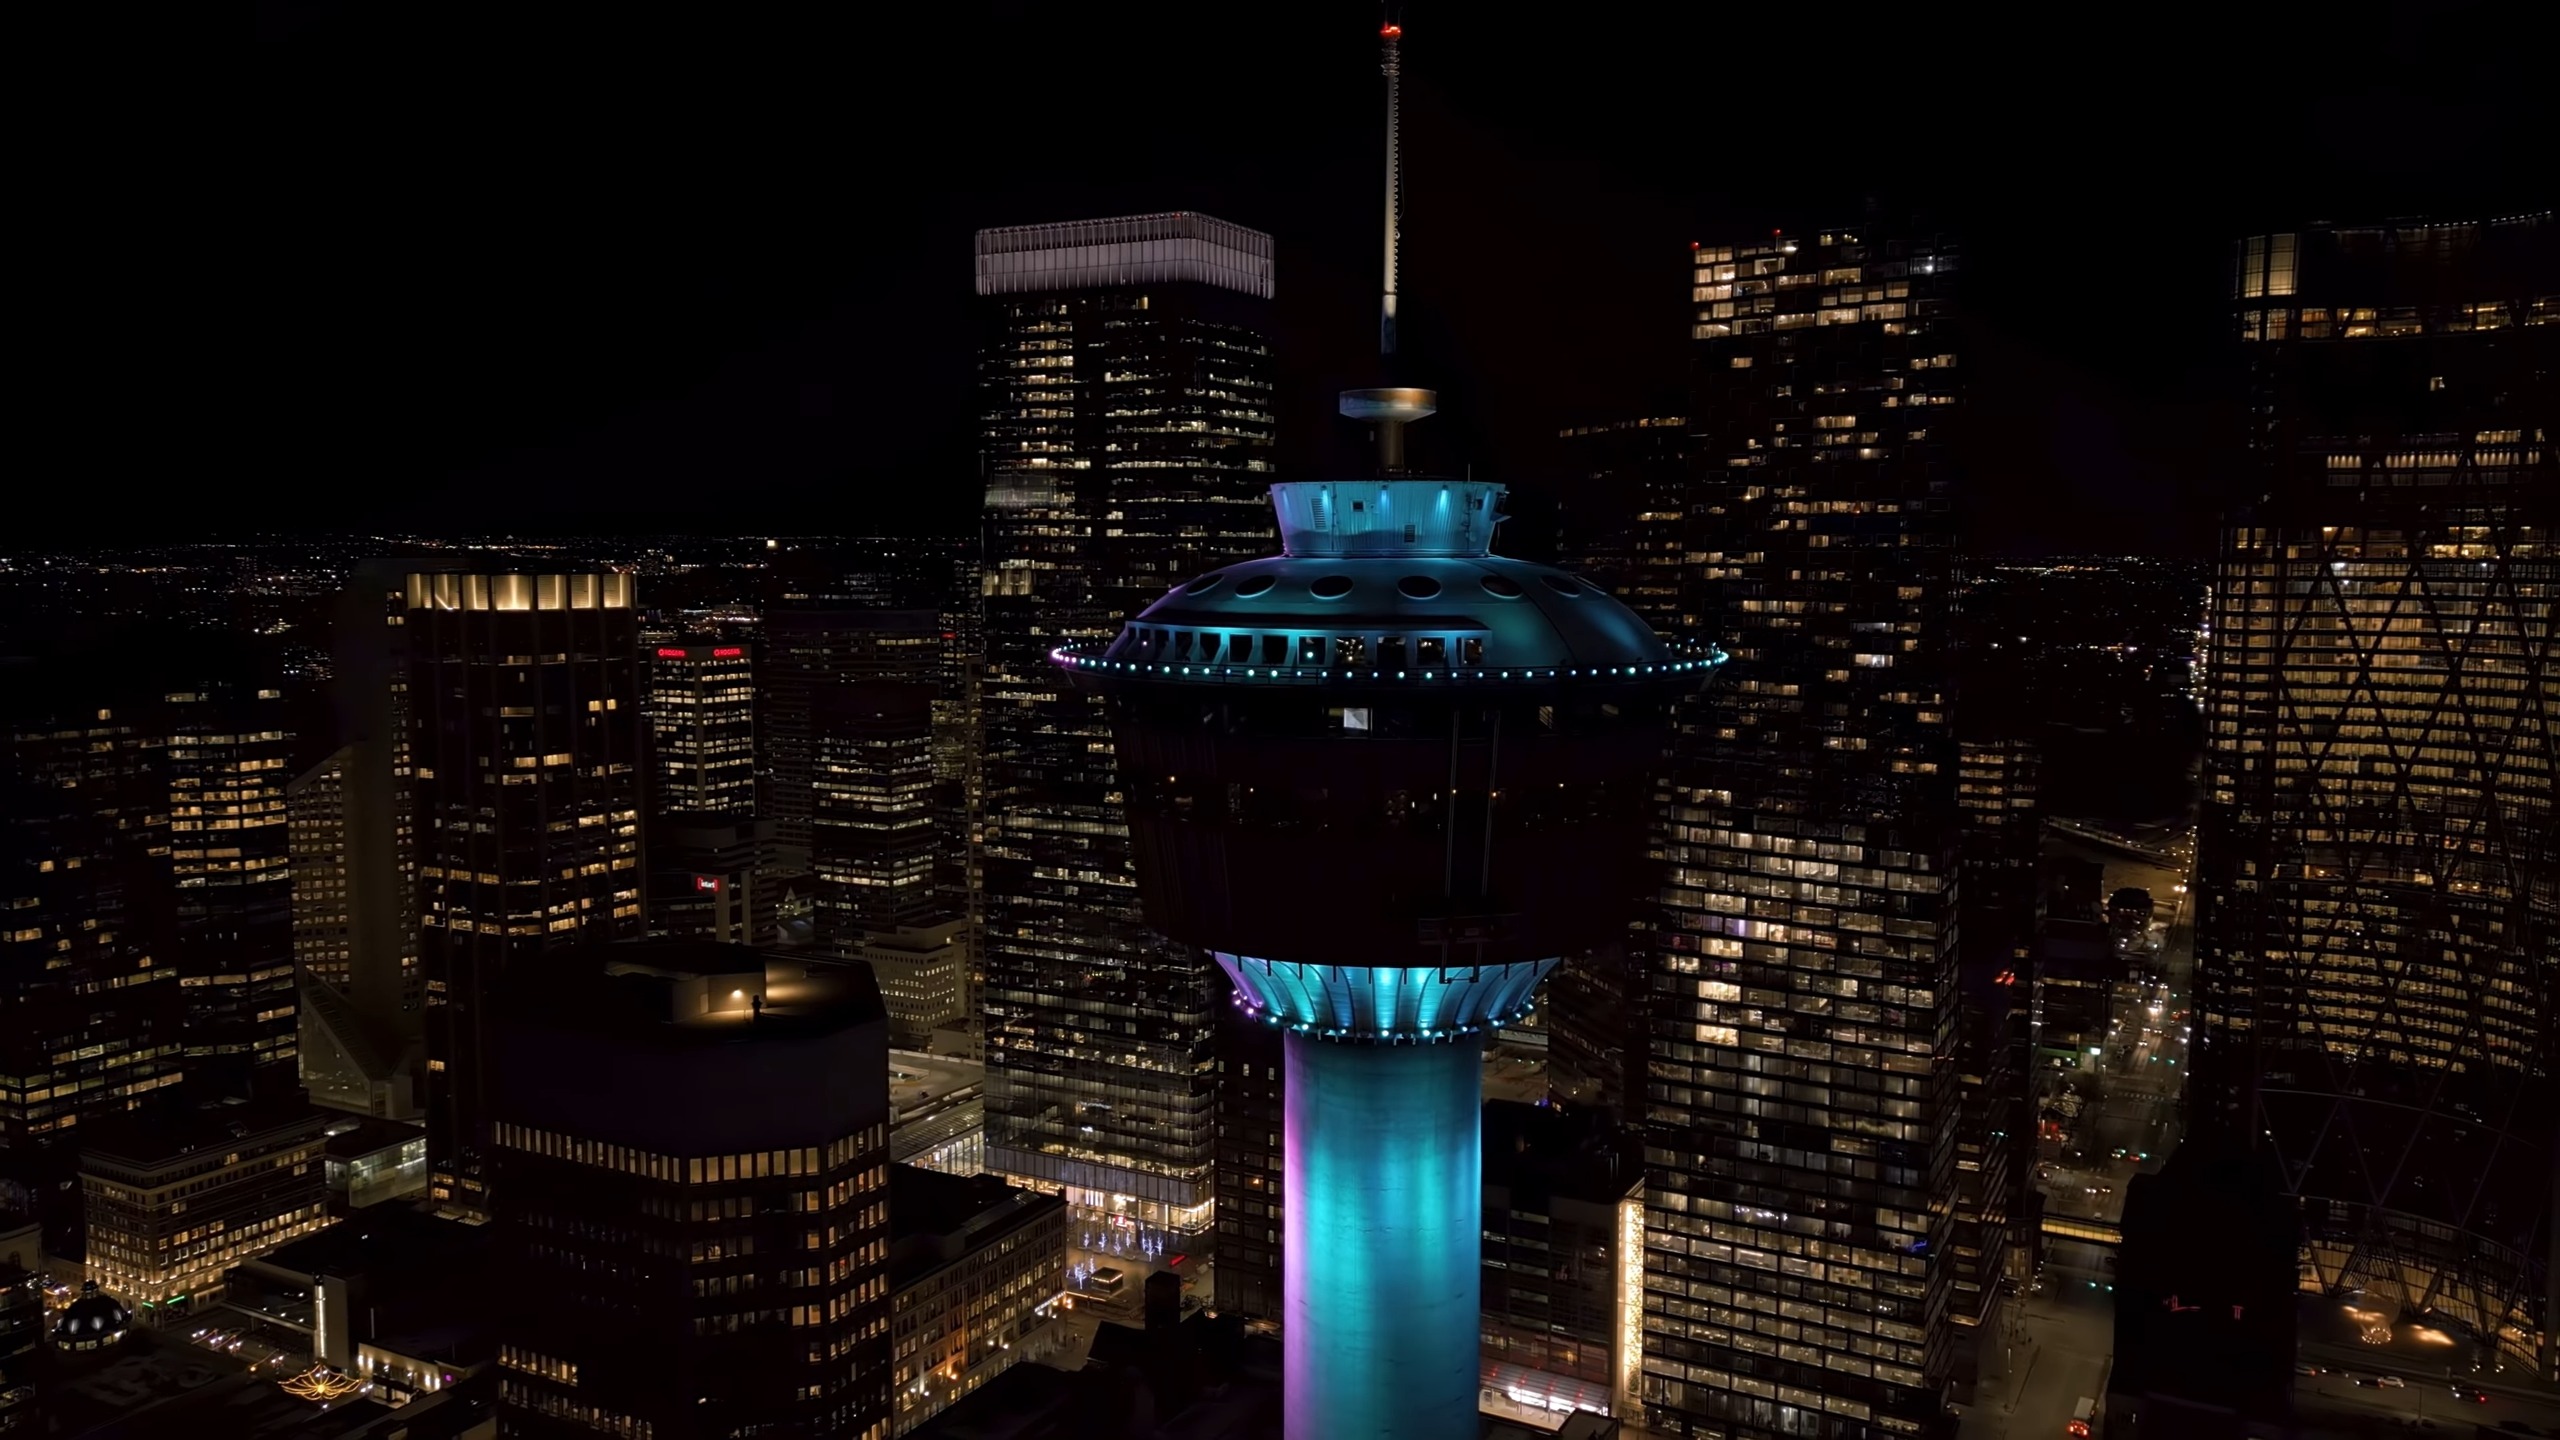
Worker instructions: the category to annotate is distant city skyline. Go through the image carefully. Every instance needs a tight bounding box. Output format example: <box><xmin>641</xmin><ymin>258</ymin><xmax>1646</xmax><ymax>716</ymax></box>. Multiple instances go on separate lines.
<box><xmin>176</xmin><ymin>5</ymin><xmax>2559</xmax><ymax>559</ymax></box>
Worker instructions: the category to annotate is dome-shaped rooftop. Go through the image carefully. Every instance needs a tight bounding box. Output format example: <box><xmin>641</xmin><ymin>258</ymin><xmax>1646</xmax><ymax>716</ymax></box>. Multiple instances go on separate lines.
<box><xmin>1060</xmin><ymin>480</ymin><xmax>1720</xmax><ymax>689</ymax></box>
<box><xmin>55</xmin><ymin>1280</ymin><xmax>131</xmax><ymax>1350</ymax></box>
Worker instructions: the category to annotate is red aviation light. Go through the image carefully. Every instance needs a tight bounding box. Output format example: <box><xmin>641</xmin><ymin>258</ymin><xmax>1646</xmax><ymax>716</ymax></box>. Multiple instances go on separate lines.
<box><xmin>1380</xmin><ymin>23</ymin><xmax>1401</xmax><ymax>37</ymax></box>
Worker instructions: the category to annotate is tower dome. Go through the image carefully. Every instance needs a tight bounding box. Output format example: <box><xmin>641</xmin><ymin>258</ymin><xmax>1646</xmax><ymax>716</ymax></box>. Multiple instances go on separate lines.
<box><xmin>54</xmin><ymin>1280</ymin><xmax>132</xmax><ymax>1351</ymax></box>
<box><xmin>1057</xmin><ymin>479</ymin><xmax>1720</xmax><ymax>1004</ymax></box>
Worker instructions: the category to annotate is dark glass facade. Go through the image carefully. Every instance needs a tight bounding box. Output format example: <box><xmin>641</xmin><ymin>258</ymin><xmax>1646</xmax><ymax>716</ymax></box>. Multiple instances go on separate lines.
<box><xmin>811</xmin><ymin>680</ymin><xmax>939</xmax><ymax>946</ymax></box>
<box><xmin>974</xmin><ymin>213</ymin><xmax>1274</xmax><ymax>1241</ymax></box>
<box><xmin>1643</xmin><ymin>227</ymin><xmax>1964</xmax><ymax>1439</ymax></box>
<box><xmin>762</xmin><ymin>607</ymin><xmax>941</xmax><ymax>876</ymax></box>
<box><xmin>406</xmin><ymin>568</ymin><xmax>649</xmax><ymax>1221</ymax></box>
<box><xmin>2200</xmin><ymin>214</ymin><xmax>2556</xmax><ymax>1376</ymax></box>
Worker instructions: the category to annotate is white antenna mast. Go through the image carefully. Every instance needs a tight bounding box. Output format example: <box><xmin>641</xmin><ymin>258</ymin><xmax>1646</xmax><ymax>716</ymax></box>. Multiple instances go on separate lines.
<box><xmin>1379</xmin><ymin>8</ymin><xmax>1403</xmax><ymax>356</ymax></box>
<box><xmin>1339</xmin><ymin>4</ymin><xmax>1436</xmax><ymax>473</ymax></box>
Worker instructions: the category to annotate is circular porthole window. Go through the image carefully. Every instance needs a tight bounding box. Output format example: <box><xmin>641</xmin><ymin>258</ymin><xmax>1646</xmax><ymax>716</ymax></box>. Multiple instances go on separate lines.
<box><xmin>1234</xmin><ymin>575</ymin><xmax>1275</xmax><ymax>598</ymax></box>
<box><xmin>1397</xmin><ymin>575</ymin><xmax>1443</xmax><ymax>599</ymax></box>
<box><xmin>1540</xmin><ymin>574</ymin><xmax>1585</xmax><ymax>597</ymax></box>
<box><xmin>1311</xmin><ymin>575</ymin><xmax>1354</xmax><ymax>600</ymax></box>
<box><xmin>1184</xmin><ymin>572</ymin><xmax>1226</xmax><ymax>595</ymax></box>
<box><xmin>1480</xmin><ymin>574</ymin><xmax>1524</xmax><ymax>599</ymax></box>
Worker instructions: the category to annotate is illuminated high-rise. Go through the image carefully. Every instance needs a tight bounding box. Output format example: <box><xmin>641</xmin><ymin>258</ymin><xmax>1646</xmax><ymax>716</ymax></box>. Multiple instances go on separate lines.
<box><xmin>1643</xmin><ymin>225</ymin><xmax>1966</xmax><ymax>1438</ymax></box>
<box><xmin>163</xmin><ymin>681</ymin><xmax>299</xmax><ymax>1097</ymax></box>
<box><xmin>646</xmin><ymin>639</ymin><xmax>756</xmax><ymax>817</ymax></box>
<box><xmin>763</xmin><ymin>606</ymin><xmax>941</xmax><ymax>873</ymax></box>
<box><xmin>2200</xmin><ymin>213</ymin><xmax>2555</xmax><ymax>1376</ymax></box>
<box><xmin>811</xmin><ymin>679</ymin><xmax>939</xmax><ymax>946</ymax></box>
<box><xmin>975</xmin><ymin>210</ymin><xmax>1275</xmax><ymax>1241</ymax></box>
<box><xmin>404</xmin><ymin>567</ymin><xmax>649</xmax><ymax>1220</ymax></box>
<box><xmin>0</xmin><ymin>680</ymin><xmax>187</xmax><ymax>1248</ymax></box>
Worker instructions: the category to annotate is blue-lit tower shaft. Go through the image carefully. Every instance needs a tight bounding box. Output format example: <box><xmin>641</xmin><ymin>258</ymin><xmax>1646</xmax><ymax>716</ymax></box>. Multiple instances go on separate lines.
<box><xmin>1287</xmin><ymin>1038</ymin><xmax>1480</xmax><ymax>1439</ymax></box>
<box><xmin>1060</xmin><ymin>478</ymin><xmax>1716</xmax><ymax>1440</ymax></box>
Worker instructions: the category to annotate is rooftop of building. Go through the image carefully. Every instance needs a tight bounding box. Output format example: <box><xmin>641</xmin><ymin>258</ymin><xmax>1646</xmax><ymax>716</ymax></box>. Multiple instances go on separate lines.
<box><xmin>888</xmin><ymin>1050</ymin><xmax>984</xmax><ymax>1120</ymax></box>
<box><xmin>320</xmin><ymin>1116</ymin><xmax>425</xmax><ymax>1161</ymax></box>
<box><xmin>250</xmin><ymin>1206</ymin><xmax>490</xmax><ymax>1285</ymax></box>
<box><xmin>499</xmin><ymin>940</ymin><xmax>885</xmax><ymax>1048</ymax></box>
<box><xmin>907</xmin><ymin>1312</ymin><xmax>1281</xmax><ymax>1440</ymax></box>
<box><xmin>887</xmin><ymin>1165</ymin><xmax>1063</xmax><ymax>1288</ymax></box>
<box><xmin>973</xmin><ymin>211</ymin><xmax>1274</xmax><ymax>302</ymax></box>
<box><xmin>82</xmin><ymin>1097</ymin><xmax>331</xmax><ymax>1172</ymax></box>
<box><xmin>38</xmin><ymin>1321</ymin><xmax>486</xmax><ymax>1440</ymax></box>
<box><xmin>864</xmin><ymin>916</ymin><xmax>970</xmax><ymax>961</ymax></box>
<box><xmin>1481</xmin><ymin>1100</ymin><xmax>1642</xmax><ymax>1208</ymax></box>
<box><xmin>906</xmin><ymin>1312</ymin><xmax>1618</xmax><ymax>1440</ymax></box>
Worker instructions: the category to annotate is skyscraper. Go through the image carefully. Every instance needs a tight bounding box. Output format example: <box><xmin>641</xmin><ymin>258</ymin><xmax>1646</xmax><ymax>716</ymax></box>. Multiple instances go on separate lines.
<box><xmin>296</xmin><ymin>559</ymin><xmax>437</xmax><ymax>1121</ymax></box>
<box><xmin>2200</xmin><ymin>213</ymin><xmax>2555</xmax><ymax>1377</ymax></box>
<box><xmin>1643</xmin><ymin>225</ymin><xmax>1967</xmax><ymax>1438</ymax></box>
<box><xmin>288</xmin><ymin>749</ymin><xmax>355</xmax><ymax>991</ymax></box>
<box><xmin>974</xmin><ymin>211</ymin><xmax>1275</xmax><ymax>1243</ymax></box>
<box><xmin>163</xmin><ymin>680</ymin><xmax>299</xmax><ymax>1097</ymax></box>
<box><xmin>404</xmin><ymin>566</ymin><xmax>648</xmax><ymax>1221</ymax></box>
<box><xmin>0</xmin><ymin>679</ymin><xmax>186</xmax><ymax>1245</ymax></box>
<box><xmin>646</xmin><ymin>640</ymin><xmax>757</xmax><ymax>817</ymax></box>
<box><xmin>488</xmin><ymin>941</ymin><xmax>894</xmax><ymax>1440</ymax></box>
<box><xmin>811</xmin><ymin>680</ymin><xmax>939</xmax><ymax>947</ymax></box>
<box><xmin>763</xmin><ymin>607</ymin><xmax>942</xmax><ymax>874</ymax></box>
<box><xmin>1552</xmin><ymin>415</ymin><xmax>1694</xmax><ymax>1125</ymax></box>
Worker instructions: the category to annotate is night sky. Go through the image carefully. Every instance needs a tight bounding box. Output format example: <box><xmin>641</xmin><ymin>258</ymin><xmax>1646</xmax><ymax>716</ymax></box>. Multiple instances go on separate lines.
<box><xmin>213</xmin><ymin>0</ymin><xmax>2551</xmax><ymax>556</ymax></box>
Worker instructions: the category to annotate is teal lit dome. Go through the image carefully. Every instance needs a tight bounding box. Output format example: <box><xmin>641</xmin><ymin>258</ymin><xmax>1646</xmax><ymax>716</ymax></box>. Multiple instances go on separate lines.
<box><xmin>1067</xmin><ymin>480</ymin><xmax>1713</xmax><ymax>685</ymax></box>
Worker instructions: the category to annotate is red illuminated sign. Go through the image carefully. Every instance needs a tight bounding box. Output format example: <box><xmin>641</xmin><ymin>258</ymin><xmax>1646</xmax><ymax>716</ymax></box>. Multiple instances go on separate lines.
<box><xmin>656</xmin><ymin>648</ymin><xmax>689</xmax><ymax>659</ymax></box>
<box><xmin>712</xmin><ymin>647</ymin><xmax>744</xmax><ymax>658</ymax></box>
<box><xmin>693</xmin><ymin>875</ymin><xmax>721</xmax><ymax>894</ymax></box>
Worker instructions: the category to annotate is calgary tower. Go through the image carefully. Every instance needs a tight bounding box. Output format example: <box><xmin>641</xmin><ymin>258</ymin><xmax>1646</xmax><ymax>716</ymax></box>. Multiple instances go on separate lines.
<box><xmin>1056</xmin><ymin>12</ymin><xmax>1719</xmax><ymax>1438</ymax></box>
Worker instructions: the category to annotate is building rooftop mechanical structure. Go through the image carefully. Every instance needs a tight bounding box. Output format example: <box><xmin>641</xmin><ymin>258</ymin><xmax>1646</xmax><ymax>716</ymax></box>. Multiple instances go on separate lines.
<box><xmin>1059</xmin><ymin>478</ymin><xmax>1718</xmax><ymax>1440</ymax></box>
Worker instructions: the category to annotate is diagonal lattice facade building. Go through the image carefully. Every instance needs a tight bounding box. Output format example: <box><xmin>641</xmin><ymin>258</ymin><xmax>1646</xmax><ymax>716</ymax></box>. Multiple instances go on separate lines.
<box><xmin>2200</xmin><ymin>213</ymin><xmax>2556</xmax><ymax>1378</ymax></box>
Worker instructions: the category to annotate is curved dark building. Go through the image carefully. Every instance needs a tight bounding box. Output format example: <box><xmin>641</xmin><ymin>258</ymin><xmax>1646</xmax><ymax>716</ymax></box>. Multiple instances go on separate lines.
<box><xmin>1060</xmin><ymin>478</ymin><xmax>1716</xmax><ymax>1440</ymax></box>
<box><xmin>487</xmin><ymin>941</ymin><xmax>893</xmax><ymax>1440</ymax></box>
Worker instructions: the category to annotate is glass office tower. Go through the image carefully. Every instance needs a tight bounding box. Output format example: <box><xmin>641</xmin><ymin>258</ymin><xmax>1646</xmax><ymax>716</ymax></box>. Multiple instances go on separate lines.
<box><xmin>975</xmin><ymin>212</ymin><xmax>1275</xmax><ymax>1242</ymax></box>
<box><xmin>407</xmin><ymin>567</ymin><xmax>649</xmax><ymax>1221</ymax></box>
<box><xmin>645</xmin><ymin>640</ymin><xmax>756</xmax><ymax>818</ymax></box>
<box><xmin>1643</xmin><ymin>226</ymin><xmax>1965</xmax><ymax>1439</ymax></box>
<box><xmin>2202</xmin><ymin>214</ymin><xmax>2555</xmax><ymax>1377</ymax></box>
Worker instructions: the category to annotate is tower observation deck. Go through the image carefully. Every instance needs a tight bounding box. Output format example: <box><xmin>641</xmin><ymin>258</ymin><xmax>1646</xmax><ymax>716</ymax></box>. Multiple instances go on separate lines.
<box><xmin>1059</xmin><ymin>478</ymin><xmax>1718</xmax><ymax>1439</ymax></box>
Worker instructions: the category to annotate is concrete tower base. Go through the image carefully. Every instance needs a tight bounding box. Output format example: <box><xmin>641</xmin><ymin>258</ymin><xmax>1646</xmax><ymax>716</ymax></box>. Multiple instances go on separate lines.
<box><xmin>1284</xmin><ymin>1032</ymin><xmax>1484</xmax><ymax>1440</ymax></box>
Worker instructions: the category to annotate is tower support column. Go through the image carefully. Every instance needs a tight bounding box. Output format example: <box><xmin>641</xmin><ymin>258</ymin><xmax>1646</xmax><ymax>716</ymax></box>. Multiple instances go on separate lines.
<box><xmin>1283</xmin><ymin>1031</ymin><xmax>1484</xmax><ymax>1440</ymax></box>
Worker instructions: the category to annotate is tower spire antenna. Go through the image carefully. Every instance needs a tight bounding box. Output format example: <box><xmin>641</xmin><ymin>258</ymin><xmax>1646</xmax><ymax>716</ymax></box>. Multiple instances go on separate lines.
<box><xmin>1340</xmin><ymin>3</ymin><xmax>1436</xmax><ymax>474</ymax></box>
<box><xmin>1379</xmin><ymin>4</ymin><xmax>1404</xmax><ymax>358</ymax></box>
